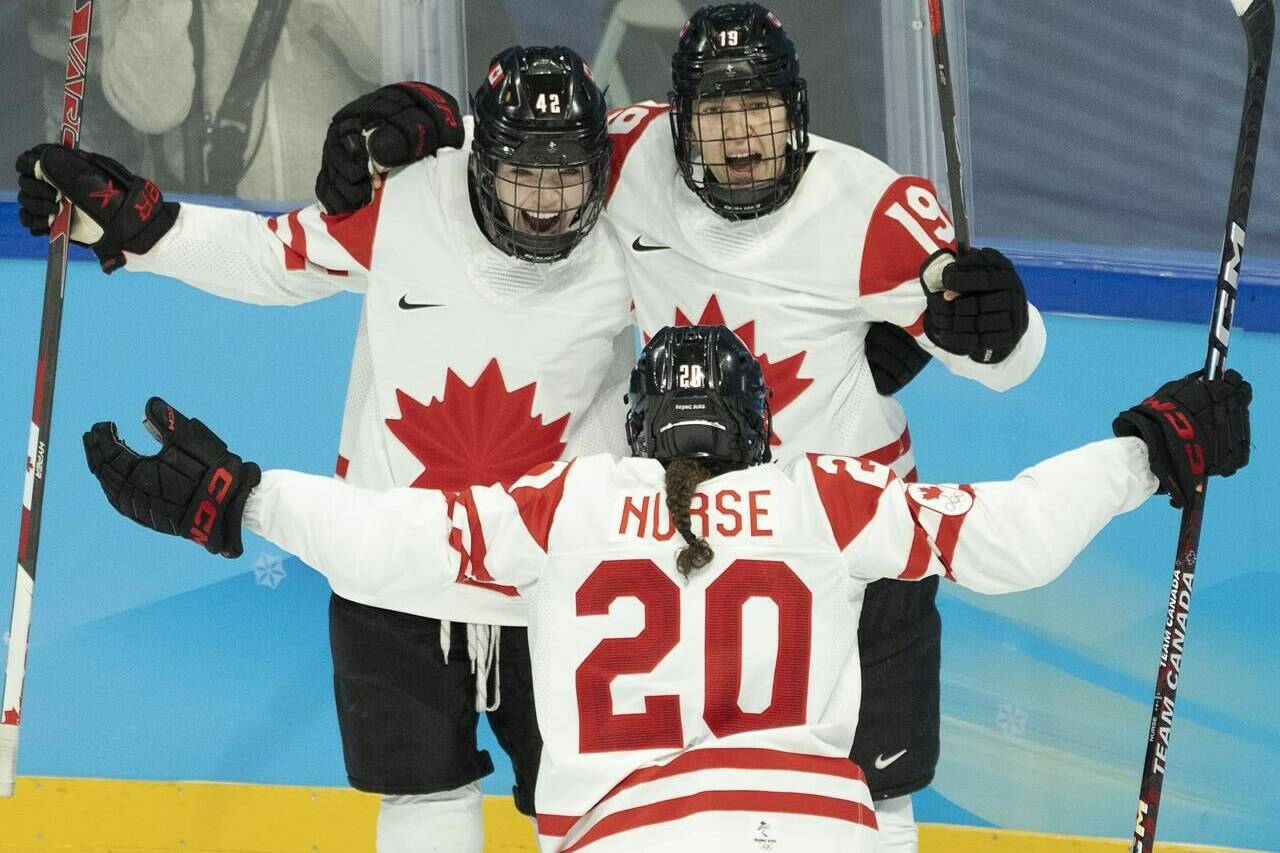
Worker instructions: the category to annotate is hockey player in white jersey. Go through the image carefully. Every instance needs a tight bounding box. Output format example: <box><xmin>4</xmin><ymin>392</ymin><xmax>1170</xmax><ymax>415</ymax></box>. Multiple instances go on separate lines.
<box><xmin>315</xmin><ymin>9</ymin><xmax>1046</xmax><ymax>847</ymax></box>
<box><xmin>83</xmin><ymin>324</ymin><xmax>1251</xmax><ymax>852</ymax></box>
<box><xmin>15</xmin><ymin>48</ymin><xmax>632</xmax><ymax>853</ymax></box>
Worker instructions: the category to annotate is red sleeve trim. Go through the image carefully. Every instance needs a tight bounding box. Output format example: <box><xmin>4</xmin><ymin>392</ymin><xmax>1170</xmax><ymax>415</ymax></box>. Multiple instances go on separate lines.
<box><xmin>506</xmin><ymin>460</ymin><xmax>574</xmax><ymax>553</ymax></box>
<box><xmin>861</xmin><ymin>427</ymin><xmax>911</xmax><ymax>468</ymax></box>
<box><xmin>335</xmin><ymin>455</ymin><xmax>350</xmax><ymax>479</ymax></box>
<box><xmin>932</xmin><ymin>484</ymin><xmax>975</xmax><ymax>579</ymax></box>
<box><xmin>446</xmin><ymin>489</ymin><xmax>519</xmax><ymax>597</ymax></box>
<box><xmin>904</xmin><ymin>314</ymin><xmax>926</xmax><ymax>338</ymax></box>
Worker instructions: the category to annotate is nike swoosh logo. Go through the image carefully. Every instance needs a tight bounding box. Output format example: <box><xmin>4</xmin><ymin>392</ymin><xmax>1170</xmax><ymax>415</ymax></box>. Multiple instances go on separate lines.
<box><xmin>398</xmin><ymin>295</ymin><xmax>445</xmax><ymax>310</ymax></box>
<box><xmin>874</xmin><ymin>749</ymin><xmax>908</xmax><ymax>770</ymax></box>
<box><xmin>631</xmin><ymin>236</ymin><xmax>670</xmax><ymax>252</ymax></box>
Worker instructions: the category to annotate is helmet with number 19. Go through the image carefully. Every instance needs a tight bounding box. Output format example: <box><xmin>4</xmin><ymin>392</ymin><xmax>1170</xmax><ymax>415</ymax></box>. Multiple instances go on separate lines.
<box><xmin>669</xmin><ymin>3</ymin><xmax>809</xmax><ymax>220</ymax></box>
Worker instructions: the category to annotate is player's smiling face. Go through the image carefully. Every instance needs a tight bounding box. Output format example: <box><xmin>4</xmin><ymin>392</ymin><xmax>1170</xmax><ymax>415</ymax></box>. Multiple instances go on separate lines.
<box><xmin>692</xmin><ymin>91</ymin><xmax>789</xmax><ymax>187</ymax></box>
<box><xmin>494</xmin><ymin>163</ymin><xmax>588</xmax><ymax>236</ymax></box>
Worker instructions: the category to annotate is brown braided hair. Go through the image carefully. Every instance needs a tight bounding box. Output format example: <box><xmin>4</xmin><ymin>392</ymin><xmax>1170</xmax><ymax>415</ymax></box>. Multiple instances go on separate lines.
<box><xmin>664</xmin><ymin>457</ymin><xmax>715</xmax><ymax>577</ymax></box>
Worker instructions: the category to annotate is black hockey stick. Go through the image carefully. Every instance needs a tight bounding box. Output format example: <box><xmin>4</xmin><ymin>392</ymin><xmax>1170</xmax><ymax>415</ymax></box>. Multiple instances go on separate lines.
<box><xmin>925</xmin><ymin>0</ymin><xmax>970</xmax><ymax>252</ymax></box>
<box><xmin>0</xmin><ymin>0</ymin><xmax>95</xmax><ymax>799</ymax></box>
<box><xmin>1130</xmin><ymin>1</ymin><xmax>1273</xmax><ymax>850</ymax></box>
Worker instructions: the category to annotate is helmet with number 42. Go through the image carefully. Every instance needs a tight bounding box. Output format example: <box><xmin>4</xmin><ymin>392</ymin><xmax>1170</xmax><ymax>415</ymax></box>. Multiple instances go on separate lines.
<box><xmin>470</xmin><ymin>45</ymin><xmax>611</xmax><ymax>262</ymax></box>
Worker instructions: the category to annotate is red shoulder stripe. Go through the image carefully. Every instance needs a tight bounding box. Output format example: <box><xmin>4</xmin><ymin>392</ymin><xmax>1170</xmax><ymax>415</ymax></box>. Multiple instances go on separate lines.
<box><xmin>319</xmin><ymin>183</ymin><xmax>384</xmax><ymax>270</ymax></box>
<box><xmin>807</xmin><ymin>453</ymin><xmax>891</xmax><ymax>550</ymax></box>
<box><xmin>506</xmin><ymin>460</ymin><xmax>574</xmax><ymax>553</ymax></box>
<box><xmin>606</xmin><ymin>102</ymin><xmax>670</xmax><ymax>204</ymax></box>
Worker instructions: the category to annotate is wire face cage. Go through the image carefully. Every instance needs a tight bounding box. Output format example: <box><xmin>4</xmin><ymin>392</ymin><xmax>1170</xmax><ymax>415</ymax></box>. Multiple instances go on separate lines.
<box><xmin>469</xmin><ymin>47</ymin><xmax>611</xmax><ymax>263</ymax></box>
<box><xmin>669</xmin><ymin>5</ymin><xmax>810</xmax><ymax>221</ymax></box>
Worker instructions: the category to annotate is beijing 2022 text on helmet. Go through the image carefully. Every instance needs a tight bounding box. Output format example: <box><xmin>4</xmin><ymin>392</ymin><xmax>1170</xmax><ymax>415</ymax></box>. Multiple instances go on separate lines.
<box><xmin>669</xmin><ymin>4</ymin><xmax>810</xmax><ymax>220</ymax></box>
<box><xmin>626</xmin><ymin>324</ymin><xmax>772</xmax><ymax>469</ymax></box>
<box><xmin>470</xmin><ymin>46</ymin><xmax>611</xmax><ymax>262</ymax></box>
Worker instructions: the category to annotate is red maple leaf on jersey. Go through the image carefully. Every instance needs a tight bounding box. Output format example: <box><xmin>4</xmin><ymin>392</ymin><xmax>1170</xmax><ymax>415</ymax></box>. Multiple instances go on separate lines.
<box><xmin>660</xmin><ymin>295</ymin><xmax>813</xmax><ymax>446</ymax></box>
<box><xmin>917</xmin><ymin>485</ymin><xmax>944</xmax><ymax>501</ymax></box>
<box><xmin>386</xmin><ymin>359</ymin><xmax>570</xmax><ymax>490</ymax></box>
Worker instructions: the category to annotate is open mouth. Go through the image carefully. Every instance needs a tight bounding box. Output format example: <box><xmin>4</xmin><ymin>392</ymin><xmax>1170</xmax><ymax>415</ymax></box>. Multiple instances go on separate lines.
<box><xmin>724</xmin><ymin>153</ymin><xmax>762</xmax><ymax>183</ymax></box>
<box><xmin>519</xmin><ymin>210</ymin><xmax>563</xmax><ymax>234</ymax></box>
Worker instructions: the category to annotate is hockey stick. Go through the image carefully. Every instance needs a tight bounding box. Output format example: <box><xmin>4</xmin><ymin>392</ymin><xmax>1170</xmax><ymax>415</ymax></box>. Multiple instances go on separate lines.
<box><xmin>925</xmin><ymin>0</ymin><xmax>970</xmax><ymax>252</ymax></box>
<box><xmin>1129</xmin><ymin>1</ymin><xmax>1273</xmax><ymax>850</ymax></box>
<box><xmin>0</xmin><ymin>0</ymin><xmax>95</xmax><ymax>799</ymax></box>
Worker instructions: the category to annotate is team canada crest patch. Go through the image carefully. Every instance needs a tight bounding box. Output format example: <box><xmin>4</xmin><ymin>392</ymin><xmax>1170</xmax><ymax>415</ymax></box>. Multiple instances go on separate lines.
<box><xmin>907</xmin><ymin>483</ymin><xmax>974</xmax><ymax>516</ymax></box>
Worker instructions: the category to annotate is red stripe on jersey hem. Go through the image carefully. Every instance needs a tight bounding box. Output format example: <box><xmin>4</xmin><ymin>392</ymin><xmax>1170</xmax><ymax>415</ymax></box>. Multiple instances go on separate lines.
<box><xmin>538</xmin><ymin>749</ymin><xmax>868</xmax><ymax>838</ymax></box>
<box><xmin>904</xmin><ymin>314</ymin><xmax>926</xmax><ymax>338</ymax></box>
<box><xmin>557</xmin><ymin>789</ymin><xmax>877</xmax><ymax>852</ymax></box>
<box><xmin>446</xmin><ymin>490</ymin><xmax>519</xmax><ymax>597</ymax></box>
<box><xmin>536</xmin><ymin>813</ymin><xmax>578</xmax><ymax>837</ymax></box>
<box><xmin>606</xmin><ymin>747</ymin><xmax>866</xmax><ymax>800</ymax></box>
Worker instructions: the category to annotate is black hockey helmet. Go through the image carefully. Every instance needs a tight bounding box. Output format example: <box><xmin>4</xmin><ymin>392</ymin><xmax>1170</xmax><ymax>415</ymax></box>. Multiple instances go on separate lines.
<box><xmin>469</xmin><ymin>46</ymin><xmax>611</xmax><ymax>263</ymax></box>
<box><xmin>669</xmin><ymin>4</ymin><xmax>809</xmax><ymax>220</ymax></box>
<box><xmin>626</xmin><ymin>325</ymin><xmax>772</xmax><ymax>468</ymax></box>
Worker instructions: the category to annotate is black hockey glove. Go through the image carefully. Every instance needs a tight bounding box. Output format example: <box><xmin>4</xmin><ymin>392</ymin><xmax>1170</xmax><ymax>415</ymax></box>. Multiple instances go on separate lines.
<box><xmin>83</xmin><ymin>398</ymin><xmax>260</xmax><ymax>558</ymax></box>
<box><xmin>865</xmin><ymin>321</ymin><xmax>932</xmax><ymax>396</ymax></box>
<box><xmin>1113</xmin><ymin>370</ymin><xmax>1251</xmax><ymax>509</ymax></box>
<box><xmin>15</xmin><ymin>144</ymin><xmax>178</xmax><ymax>273</ymax></box>
<box><xmin>316</xmin><ymin>81</ymin><xmax>464</xmax><ymax>214</ymax></box>
<box><xmin>920</xmin><ymin>247</ymin><xmax>1029</xmax><ymax>364</ymax></box>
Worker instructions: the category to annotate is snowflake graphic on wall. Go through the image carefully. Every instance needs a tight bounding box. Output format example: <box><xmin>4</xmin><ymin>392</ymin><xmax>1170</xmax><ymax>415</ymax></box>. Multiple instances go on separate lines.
<box><xmin>252</xmin><ymin>554</ymin><xmax>287</xmax><ymax>589</ymax></box>
<box><xmin>997</xmin><ymin>702</ymin><xmax>1028</xmax><ymax>737</ymax></box>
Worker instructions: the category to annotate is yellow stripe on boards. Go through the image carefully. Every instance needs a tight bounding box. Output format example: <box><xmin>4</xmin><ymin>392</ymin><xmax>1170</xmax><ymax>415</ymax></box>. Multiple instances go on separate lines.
<box><xmin>0</xmin><ymin>777</ymin><xmax>1264</xmax><ymax>853</ymax></box>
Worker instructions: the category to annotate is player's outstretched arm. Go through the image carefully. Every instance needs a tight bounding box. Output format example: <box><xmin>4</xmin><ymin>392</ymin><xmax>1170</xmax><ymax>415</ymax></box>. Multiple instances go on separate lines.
<box><xmin>15</xmin><ymin>144</ymin><xmax>366</xmax><ymax>305</ymax></box>
<box><xmin>83</xmin><ymin>399</ymin><xmax>545</xmax><ymax>617</ymax></box>
<box><xmin>832</xmin><ymin>371</ymin><xmax>1250</xmax><ymax>593</ymax></box>
<box><xmin>316</xmin><ymin>82</ymin><xmax>464</xmax><ymax>215</ymax></box>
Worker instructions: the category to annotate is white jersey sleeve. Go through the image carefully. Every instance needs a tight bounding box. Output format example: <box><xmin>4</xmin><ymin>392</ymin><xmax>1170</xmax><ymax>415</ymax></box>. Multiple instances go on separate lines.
<box><xmin>856</xmin><ymin>174</ymin><xmax>1046</xmax><ymax>392</ymax></box>
<box><xmin>122</xmin><ymin>200</ymin><xmax>370</xmax><ymax>305</ymax></box>
<box><xmin>242</xmin><ymin>460</ymin><xmax>574</xmax><ymax>618</ymax></box>
<box><xmin>803</xmin><ymin>436</ymin><xmax>1159</xmax><ymax>594</ymax></box>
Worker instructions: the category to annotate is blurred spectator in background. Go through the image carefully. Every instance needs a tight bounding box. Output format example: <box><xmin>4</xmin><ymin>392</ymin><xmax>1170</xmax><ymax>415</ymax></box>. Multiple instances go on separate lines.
<box><xmin>26</xmin><ymin>0</ymin><xmax>381</xmax><ymax>202</ymax></box>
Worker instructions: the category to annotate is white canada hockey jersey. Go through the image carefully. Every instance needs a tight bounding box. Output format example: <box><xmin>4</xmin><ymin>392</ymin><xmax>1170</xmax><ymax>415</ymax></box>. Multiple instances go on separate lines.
<box><xmin>242</xmin><ymin>437</ymin><xmax>1158</xmax><ymax>852</ymax></box>
<box><xmin>605</xmin><ymin>101</ymin><xmax>1048</xmax><ymax>475</ymax></box>
<box><xmin>124</xmin><ymin>118</ymin><xmax>634</xmax><ymax>624</ymax></box>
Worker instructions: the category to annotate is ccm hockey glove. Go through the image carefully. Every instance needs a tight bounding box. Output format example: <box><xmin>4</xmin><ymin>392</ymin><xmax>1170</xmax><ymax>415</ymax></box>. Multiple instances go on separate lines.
<box><xmin>316</xmin><ymin>81</ymin><xmax>464</xmax><ymax>213</ymax></box>
<box><xmin>84</xmin><ymin>398</ymin><xmax>260</xmax><ymax>558</ymax></box>
<box><xmin>865</xmin><ymin>321</ymin><xmax>932</xmax><ymax>396</ymax></box>
<box><xmin>1113</xmin><ymin>369</ymin><xmax>1251</xmax><ymax>508</ymax></box>
<box><xmin>15</xmin><ymin>144</ymin><xmax>178</xmax><ymax>273</ymax></box>
<box><xmin>920</xmin><ymin>247</ymin><xmax>1029</xmax><ymax>363</ymax></box>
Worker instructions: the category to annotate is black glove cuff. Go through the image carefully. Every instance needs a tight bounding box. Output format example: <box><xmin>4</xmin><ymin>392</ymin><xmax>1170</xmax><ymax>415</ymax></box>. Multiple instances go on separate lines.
<box><xmin>220</xmin><ymin>462</ymin><xmax>261</xmax><ymax>558</ymax></box>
